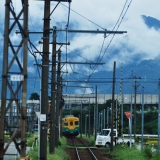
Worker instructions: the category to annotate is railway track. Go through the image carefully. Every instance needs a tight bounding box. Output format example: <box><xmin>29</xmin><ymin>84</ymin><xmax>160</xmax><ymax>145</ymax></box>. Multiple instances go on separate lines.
<box><xmin>72</xmin><ymin>138</ymin><xmax>98</xmax><ymax>160</ymax></box>
<box><xmin>66</xmin><ymin>137</ymin><xmax>109</xmax><ymax>160</ymax></box>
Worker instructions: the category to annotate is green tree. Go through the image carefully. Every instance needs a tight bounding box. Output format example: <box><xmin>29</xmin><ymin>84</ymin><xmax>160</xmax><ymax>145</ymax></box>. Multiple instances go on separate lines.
<box><xmin>29</xmin><ymin>92</ymin><xmax>40</xmax><ymax>100</ymax></box>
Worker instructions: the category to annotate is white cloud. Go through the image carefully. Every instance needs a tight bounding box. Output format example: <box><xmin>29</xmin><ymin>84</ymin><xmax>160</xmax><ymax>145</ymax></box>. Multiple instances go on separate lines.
<box><xmin>74</xmin><ymin>86</ymin><xmax>92</xmax><ymax>94</ymax></box>
<box><xmin>28</xmin><ymin>66</ymin><xmax>35</xmax><ymax>73</ymax></box>
<box><xmin>0</xmin><ymin>32</ymin><xmax>3</xmax><ymax>47</ymax></box>
<box><xmin>1</xmin><ymin>0</ymin><xmax>160</xmax><ymax>93</ymax></box>
<box><xmin>53</xmin><ymin>0</ymin><xmax>160</xmax><ymax>72</ymax></box>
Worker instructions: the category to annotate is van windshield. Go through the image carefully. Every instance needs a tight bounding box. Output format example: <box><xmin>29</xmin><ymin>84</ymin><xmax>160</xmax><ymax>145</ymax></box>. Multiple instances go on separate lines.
<box><xmin>100</xmin><ymin>130</ymin><xmax>110</xmax><ymax>136</ymax></box>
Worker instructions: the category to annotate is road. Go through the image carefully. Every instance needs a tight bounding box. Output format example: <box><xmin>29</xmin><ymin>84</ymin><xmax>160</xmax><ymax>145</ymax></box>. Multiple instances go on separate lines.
<box><xmin>4</xmin><ymin>142</ymin><xmax>31</xmax><ymax>160</ymax></box>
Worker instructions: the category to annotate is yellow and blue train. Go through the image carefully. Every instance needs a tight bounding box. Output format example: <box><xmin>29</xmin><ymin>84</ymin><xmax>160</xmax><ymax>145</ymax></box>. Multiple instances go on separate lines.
<box><xmin>62</xmin><ymin>115</ymin><xmax>79</xmax><ymax>137</ymax></box>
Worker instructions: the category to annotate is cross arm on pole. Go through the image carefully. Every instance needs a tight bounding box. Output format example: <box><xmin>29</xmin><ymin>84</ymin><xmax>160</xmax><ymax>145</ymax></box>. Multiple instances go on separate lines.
<box><xmin>55</xmin><ymin>29</ymin><xmax>127</xmax><ymax>34</ymax></box>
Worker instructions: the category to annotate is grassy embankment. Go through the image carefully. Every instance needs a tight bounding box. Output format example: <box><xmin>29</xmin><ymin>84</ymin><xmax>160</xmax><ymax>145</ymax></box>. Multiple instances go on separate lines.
<box><xmin>109</xmin><ymin>145</ymin><xmax>160</xmax><ymax>160</ymax></box>
<box><xmin>28</xmin><ymin>134</ymin><xmax>160</xmax><ymax>160</ymax></box>
<box><xmin>83</xmin><ymin>135</ymin><xmax>160</xmax><ymax>160</ymax></box>
<box><xmin>27</xmin><ymin>133</ymin><xmax>70</xmax><ymax>160</ymax></box>
<box><xmin>5</xmin><ymin>132</ymin><xmax>160</xmax><ymax>160</ymax></box>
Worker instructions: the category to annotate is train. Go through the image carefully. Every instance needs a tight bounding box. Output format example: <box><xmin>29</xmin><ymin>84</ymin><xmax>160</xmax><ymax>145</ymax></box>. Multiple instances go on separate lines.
<box><xmin>62</xmin><ymin>115</ymin><xmax>79</xmax><ymax>137</ymax></box>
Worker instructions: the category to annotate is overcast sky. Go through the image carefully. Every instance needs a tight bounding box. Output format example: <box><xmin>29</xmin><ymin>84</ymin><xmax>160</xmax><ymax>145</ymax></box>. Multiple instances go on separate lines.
<box><xmin>0</xmin><ymin>0</ymin><xmax>160</xmax><ymax>94</ymax></box>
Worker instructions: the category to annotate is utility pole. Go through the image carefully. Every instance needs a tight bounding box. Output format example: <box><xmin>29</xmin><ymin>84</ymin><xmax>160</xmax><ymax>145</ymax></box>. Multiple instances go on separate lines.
<box><xmin>121</xmin><ymin>79</ymin><xmax>124</xmax><ymax>135</ymax></box>
<box><xmin>55</xmin><ymin>49</ymin><xmax>62</xmax><ymax>147</ymax></box>
<box><xmin>111</xmin><ymin>61</ymin><xmax>116</xmax><ymax>152</ymax></box>
<box><xmin>132</xmin><ymin>76</ymin><xmax>141</xmax><ymax>139</ymax></box>
<box><xmin>141</xmin><ymin>86</ymin><xmax>144</xmax><ymax>149</ymax></box>
<box><xmin>49</xmin><ymin>26</ymin><xmax>57</xmax><ymax>153</ymax></box>
<box><xmin>80</xmin><ymin>101</ymin><xmax>82</xmax><ymax>138</ymax></box>
<box><xmin>88</xmin><ymin>98</ymin><xmax>90</xmax><ymax>138</ymax></box>
<box><xmin>95</xmin><ymin>85</ymin><xmax>98</xmax><ymax>140</ymax></box>
<box><xmin>0</xmin><ymin>0</ymin><xmax>28</xmax><ymax>159</ymax></box>
<box><xmin>39</xmin><ymin>0</ymin><xmax>50</xmax><ymax>159</ymax></box>
<box><xmin>130</xmin><ymin>88</ymin><xmax>133</xmax><ymax>148</ymax></box>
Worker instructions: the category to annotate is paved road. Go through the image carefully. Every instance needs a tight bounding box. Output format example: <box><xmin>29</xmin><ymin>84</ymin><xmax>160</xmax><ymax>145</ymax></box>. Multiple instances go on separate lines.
<box><xmin>4</xmin><ymin>142</ymin><xmax>31</xmax><ymax>160</ymax></box>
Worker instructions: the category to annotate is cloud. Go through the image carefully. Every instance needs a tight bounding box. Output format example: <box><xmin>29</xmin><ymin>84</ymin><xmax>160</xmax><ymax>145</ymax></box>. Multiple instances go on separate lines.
<box><xmin>28</xmin><ymin>66</ymin><xmax>35</xmax><ymax>73</ymax></box>
<box><xmin>74</xmin><ymin>86</ymin><xmax>93</xmax><ymax>94</ymax></box>
<box><xmin>1</xmin><ymin>0</ymin><xmax>160</xmax><ymax>94</ymax></box>
<box><xmin>0</xmin><ymin>32</ymin><xmax>3</xmax><ymax>47</ymax></box>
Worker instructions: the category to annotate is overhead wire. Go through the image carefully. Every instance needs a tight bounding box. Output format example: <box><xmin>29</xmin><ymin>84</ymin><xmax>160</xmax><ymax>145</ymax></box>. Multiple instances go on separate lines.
<box><xmin>27</xmin><ymin>0</ymin><xmax>133</xmax><ymax>95</ymax></box>
<box><xmin>99</xmin><ymin>0</ymin><xmax>133</xmax><ymax>61</ymax></box>
<box><xmin>27</xmin><ymin>1</ymin><xmax>64</xmax><ymax>94</ymax></box>
<box><xmin>105</xmin><ymin>0</ymin><xmax>129</xmax><ymax>38</ymax></box>
<box><xmin>86</xmin><ymin>0</ymin><xmax>133</xmax><ymax>79</ymax></box>
<box><xmin>48</xmin><ymin>1</ymin><xmax>60</xmax><ymax>19</ymax></box>
<box><xmin>77</xmin><ymin>0</ymin><xmax>133</xmax><ymax>95</ymax></box>
<box><xmin>60</xmin><ymin>2</ymin><xmax>105</xmax><ymax>30</ymax></box>
<box><xmin>64</xmin><ymin>1</ymin><xmax>71</xmax><ymax>93</ymax></box>
<box><xmin>59</xmin><ymin>0</ymin><xmax>133</xmax><ymax>95</ymax></box>
<box><xmin>27</xmin><ymin>10</ymin><xmax>44</xmax><ymax>94</ymax></box>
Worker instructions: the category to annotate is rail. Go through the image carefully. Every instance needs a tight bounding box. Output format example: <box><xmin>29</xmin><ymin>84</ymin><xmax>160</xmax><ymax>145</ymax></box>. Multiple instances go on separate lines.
<box><xmin>72</xmin><ymin>138</ymin><xmax>98</xmax><ymax>160</ymax></box>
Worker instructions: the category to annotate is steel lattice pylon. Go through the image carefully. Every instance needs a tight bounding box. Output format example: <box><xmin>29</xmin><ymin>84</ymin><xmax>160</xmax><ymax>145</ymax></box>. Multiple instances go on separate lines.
<box><xmin>0</xmin><ymin>0</ymin><xmax>28</xmax><ymax>158</ymax></box>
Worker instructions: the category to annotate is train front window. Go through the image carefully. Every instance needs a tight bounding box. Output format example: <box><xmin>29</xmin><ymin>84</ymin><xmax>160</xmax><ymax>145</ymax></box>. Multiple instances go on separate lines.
<box><xmin>64</xmin><ymin>122</ymin><xmax>68</xmax><ymax>126</ymax></box>
<box><xmin>70</xmin><ymin>121</ymin><xmax>73</xmax><ymax>126</ymax></box>
<box><xmin>75</xmin><ymin>121</ymin><xmax>78</xmax><ymax>125</ymax></box>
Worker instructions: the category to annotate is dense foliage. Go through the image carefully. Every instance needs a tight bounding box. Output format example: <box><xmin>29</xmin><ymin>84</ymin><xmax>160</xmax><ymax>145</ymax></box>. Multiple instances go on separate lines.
<box><xmin>29</xmin><ymin>92</ymin><xmax>40</xmax><ymax>100</ymax></box>
<box><xmin>62</xmin><ymin>99</ymin><xmax>158</xmax><ymax>135</ymax></box>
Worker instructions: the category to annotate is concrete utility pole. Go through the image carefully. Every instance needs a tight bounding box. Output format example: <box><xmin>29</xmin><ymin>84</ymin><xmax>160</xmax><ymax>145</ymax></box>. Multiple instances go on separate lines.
<box><xmin>132</xmin><ymin>76</ymin><xmax>141</xmax><ymax>139</ymax></box>
<box><xmin>80</xmin><ymin>101</ymin><xmax>82</xmax><ymax>138</ymax></box>
<box><xmin>55</xmin><ymin>50</ymin><xmax>62</xmax><ymax>147</ymax></box>
<box><xmin>39</xmin><ymin>0</ymin><xmax>50</xmax><ymax>159</ymax></box>
<box><xmin>95</xmin><ymin>85</ymin><xmax>98</xmax><ymax>141</ymax></box>
<box><xmin>88</xmin><ymin>98</ymin><xmax>91</xmax><ymax>138</ymax></box>
<box><xmin>120</xmin><ymin>79</ymin><xmax>124</xmax><ymax>134</ymax></box>
<box><xmin>49</xmin><ymin>26</ymin><xmax>57</xmax><ymax>153</ymax></box>
<box><xmin>111</xmin><ymin>61</ymin><xmax>116</xmax><ymax>152</ymax></box>
<box><xmin>141</xmin><ymin>87</ymin><xmax>144</xmax><ymax>149</ymax></box>
<box><xmin>0</xmin><ymin>0</ymin><xmax>28</xmax><ymax>159</ymax></box>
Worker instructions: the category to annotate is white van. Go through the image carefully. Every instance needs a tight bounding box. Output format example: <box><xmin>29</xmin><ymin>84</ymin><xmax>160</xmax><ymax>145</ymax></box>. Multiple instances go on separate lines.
<box><xmin>95</xmin><ymin>128</ymin><xmax>135</xmax><ymax>148</ymax></box>
<box><xmin>95</xmin><ymin>128</ymin><xmax>117</xmax><ymax>148</ymax></box>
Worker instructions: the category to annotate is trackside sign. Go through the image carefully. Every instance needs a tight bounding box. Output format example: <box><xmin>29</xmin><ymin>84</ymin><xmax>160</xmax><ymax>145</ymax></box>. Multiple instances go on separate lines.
<box><xmin>124</xmin><ymin>112</ymin><xmax>131</xmax><ymax>119</ymax></box>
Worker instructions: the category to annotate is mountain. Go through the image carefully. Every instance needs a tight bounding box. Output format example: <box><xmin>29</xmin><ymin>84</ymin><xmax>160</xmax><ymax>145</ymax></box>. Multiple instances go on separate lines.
<box><xmin>1</xmin><ymin>15</ymin><xmax>160</xmax><ymax>98</ymax></box>
<box><xmin>89</xmin><ymin>57</ymin><xmax>160</xmax><ymax>94</ymax></box>
<box><xmin>83</xmin><ymin>15</ymin><xmax>160</xmax><ymax>95</ymax></box>
<box><xmin>27</xmin><ymin>15</ymin><xmax>160</xmax><ymax>96</ymax></box>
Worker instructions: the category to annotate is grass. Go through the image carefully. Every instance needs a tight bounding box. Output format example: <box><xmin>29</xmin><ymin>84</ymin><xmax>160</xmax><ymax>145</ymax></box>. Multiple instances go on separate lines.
<box><xmin>19</xmin><ymin>133</ymin><xmax>160</xmax><ymax>160</ymax></box>
<box><xmin>109</xmin><ymin>144</ymin><xmax>160</xmax><ymax>160</ymax></box>
<box><xmin>78</xmin><ymin>134</ymin><xmax>95</xmax><ymax>146</ymax></box>
<box><xmin>71</xmin><ymin>135</ymin><xmax>160</xmax><ymax>160</ymax></box>
<box><xmin>27</xmin><ymin>136</ymin><xmax>70</xmax><ymax>160</ymax></box>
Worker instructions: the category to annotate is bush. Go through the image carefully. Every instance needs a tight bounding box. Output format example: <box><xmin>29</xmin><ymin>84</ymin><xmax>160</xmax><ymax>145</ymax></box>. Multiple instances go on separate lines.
<box><xmin>143</xmin><ymin>147</ymin><xmax>153</xmax><ymax>159</ymax></box>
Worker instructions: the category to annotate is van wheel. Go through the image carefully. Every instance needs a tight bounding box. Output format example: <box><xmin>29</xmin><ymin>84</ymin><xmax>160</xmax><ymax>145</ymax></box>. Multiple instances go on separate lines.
<box><xmin>105</xmin><ymin>143</ymin><xmax>110</xmax><ymax>148</ymax></box>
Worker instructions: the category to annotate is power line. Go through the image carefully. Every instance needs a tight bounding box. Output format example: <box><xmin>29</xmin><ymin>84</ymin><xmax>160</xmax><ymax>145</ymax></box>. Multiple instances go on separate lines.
<box><xmin>89</xmin><ymin>0</ymin><xmax>133</xmax><ymax>76</ymax></box>
<box><xmin>60</xmin><ymin>2</ymin><xmax>106</xmax><ymax>30</ymax></box>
